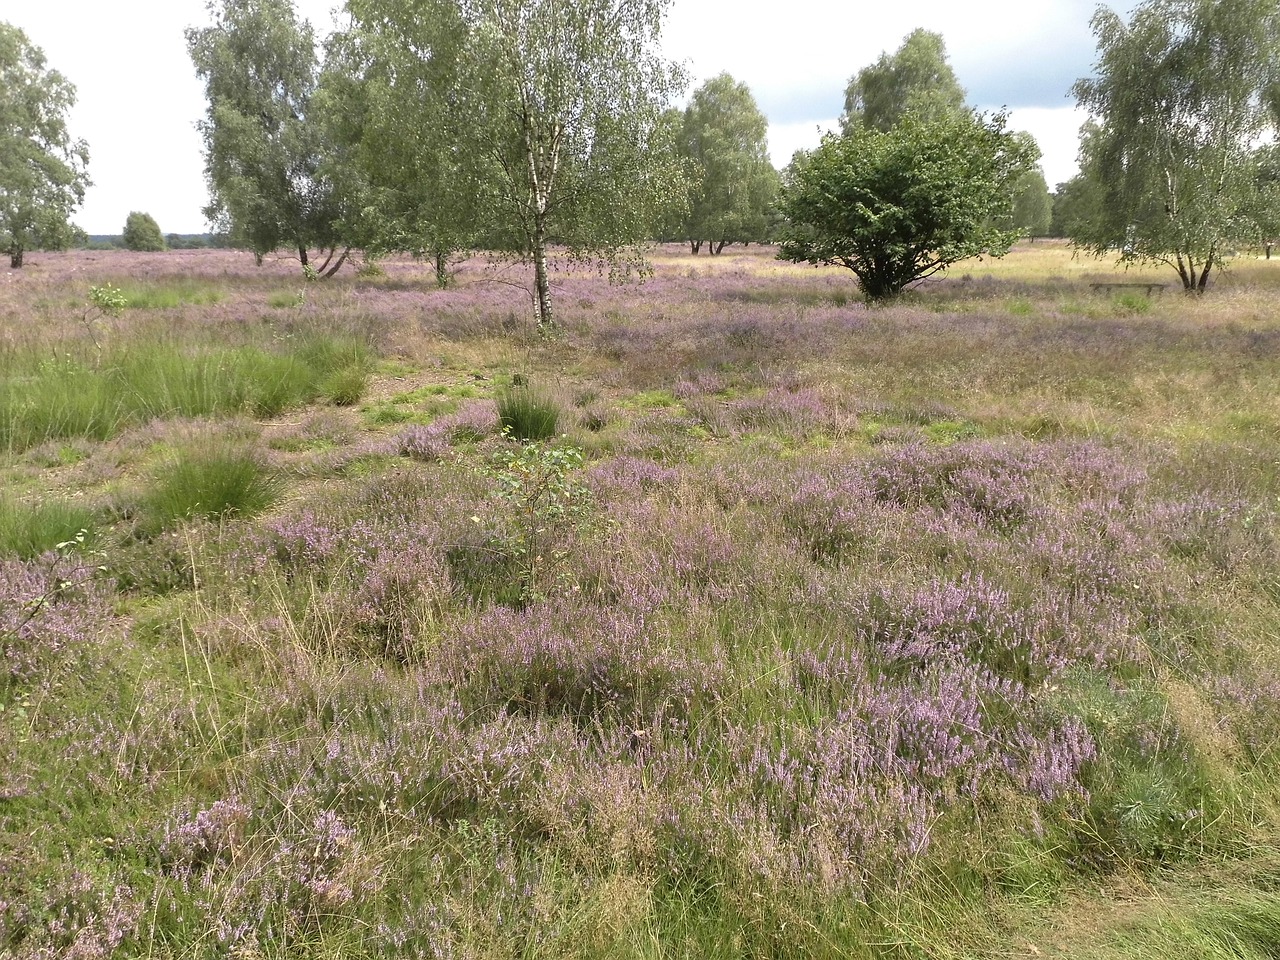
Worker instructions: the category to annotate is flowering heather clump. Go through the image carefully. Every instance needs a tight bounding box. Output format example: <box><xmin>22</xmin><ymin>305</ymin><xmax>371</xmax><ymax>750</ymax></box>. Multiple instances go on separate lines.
<box><xmin>398</xmin><ymin>400</ymin><xmax>497</xmax><ymax>461</ymax></box>
<box><xmin>0</xmin><ymin>865</ymin><xmax>143</xmax><ymax>960</ymax></box>
<box><xmin>159</xmin><ymin>797</ymin><xmax>253</xmax><ymax>872</ymax></box>
<box><xmin>247</xmin><ymin>512</ymin><xmax>453</xmax><ymax>659</ymax></box>
<box><xmin>1</xmin><ymin>556</ymin><xmax>116</xmax><ymax>692</ymax></box>
<box><xmin>435</xmin><ymin>598</ymin><xmax>724</xmax><ymax>722</ymax></box>
<box><xmin>583</xmin><ymin>455</ymin><xmax>682</xmax><ymax>498</ymax></box>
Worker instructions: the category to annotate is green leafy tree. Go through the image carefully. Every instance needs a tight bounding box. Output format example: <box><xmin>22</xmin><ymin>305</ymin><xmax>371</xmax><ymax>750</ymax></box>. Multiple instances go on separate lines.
<box><xmin>186</xmin><ymin>0</ymin><xmax>354</xmax><ymax>276</ymax></box>
<box><xmin>1012</xmin><ymin>168</ymin><xmax>1052</xmax><ymax>238</ymax></box>
<box><xmin>0</xmin><ymin>23</ymin><xmax>91</xmax><ymax>269</ymax></box>
<box><xmin>328</xmin><ymin>0</ymin><xmax>484</xmax><ymax>288</ymax></box>
<box><xmin>1072</xmin><ymin>0</ymin><xmax>1280</xmax><ymax>291</ymax></box>
<box><xmin>452</xmin><ymin>0</ymin><xmax>687</xmax><ymax>328</ymax></box>
<box><xmin>681</xmin><ymin>72</ymin><xmax>778</xmax><ymax>254</ymax></box>
<box><xmin>1256</xmin><ymin>142</ymin><xmax>1280</xmax><ymax>258</ymax></box>
<box><xmin>122</xmin><ymin>211</ymin><xmax>165</xmax><ymax>251</ymax></box>
<box><xmin>778</xmin><ymin>110</ymin><xmax>1034</xmax><ymax>300</ymax></box>
<box><xmin>841</xmin><ymin>29</ymin><xmax>967</xmax><ymax>134</ymax></box>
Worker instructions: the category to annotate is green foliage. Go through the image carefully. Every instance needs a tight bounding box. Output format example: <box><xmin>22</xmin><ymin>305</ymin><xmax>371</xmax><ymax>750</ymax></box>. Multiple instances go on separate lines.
<box><xmin>486</xmin><ymin>438</ymin><xmax>591</xmax><ymax>603</ymax></box>
<box><xmin>1051</xmin><ymin>164</ymin><xmax>1108</xmax><ymax>239</ymax></box>
<box><xmin>496</xmin><ymin>384</ymin><xmax>561</xmax><ymax>441</ymax></box>
<box><xmin>778</xmin><ymin>110</ymin><xmax>1035</xmax><ymax>300</ymax></box>
<box><xmin>0</xmin><ymin>497</ymin><xmax>98</xmax><ymax>558</ymax></box>
<box><xmin>0</xmin><ymin>23</ymin><xmax>91</xmax><ymax>268</ymax></box>
<box><xmin>841</xmin><ymin>28</ymin><xmax>967</xmax><ymax>133</ymax></box>
<box><xmin>338</xmin><ymin>0</ymin><xmax>687</xmax><ymax>326</ymax></box>
<box><xmin>88</xmin><ymin>283</ymin><xmax>127</xmax><ymax>316</ymax></box>
<box><xmin>186</xmin><ymin>0</ymin><xmax>355</xmax><ymax>266</ymax></box>
<box><xmin>323</xmin><ymin>1</ymin><xmax>481</xmax><ymax>282</ymax></box>
<box><xmin>1012</xmin><ymin>163</ymin><xmax>1053</xmax><ymax>238</ymax></box>
<box><xmin>681</xmin><ymin>73</ymin><xmax>778</xmax><ymax>252</ymax></box>
<box><xmin>1072</xmin><ymin>0</ymin><xmax>1280</xmax><ymax>291</ymax></box>
<box><xmin>136</xmin><ymin>442</ymin><xmax>281</xmax><ymax>535</ymax></box>
<box><xmin>122</xmin><ymin>211</ymin><xmax>165</xmax><ymax>251</ymax></box>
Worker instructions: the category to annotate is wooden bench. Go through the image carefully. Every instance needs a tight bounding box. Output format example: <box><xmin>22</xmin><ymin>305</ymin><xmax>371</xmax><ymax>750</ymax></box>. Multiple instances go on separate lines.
<box><xmin>1089</xmin><ymin>282</ymin><xmax>1170</xmax><ymax>295</ymax></box>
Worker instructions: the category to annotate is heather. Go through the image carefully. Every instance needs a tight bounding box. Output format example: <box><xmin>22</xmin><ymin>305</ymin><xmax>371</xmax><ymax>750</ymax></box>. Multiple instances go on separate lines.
<box><xmin>1</xmin><ymin>245</ymin><xmax>1279</xmax><ymax>957</ymax></box>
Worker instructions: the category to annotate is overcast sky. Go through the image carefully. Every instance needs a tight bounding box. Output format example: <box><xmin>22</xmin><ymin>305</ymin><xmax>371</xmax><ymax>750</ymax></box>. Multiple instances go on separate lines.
<box><xmin>7</xmin><ymin>0</ymin><xmax>1135</xmax><ymax>235</ymax></box>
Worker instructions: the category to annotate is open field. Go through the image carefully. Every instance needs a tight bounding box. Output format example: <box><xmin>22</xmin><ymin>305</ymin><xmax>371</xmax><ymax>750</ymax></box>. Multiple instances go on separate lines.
<box><xmin>3</xmin><ymin>242</ymin><xmax>1280</xmax><ymax>958</ymax></box>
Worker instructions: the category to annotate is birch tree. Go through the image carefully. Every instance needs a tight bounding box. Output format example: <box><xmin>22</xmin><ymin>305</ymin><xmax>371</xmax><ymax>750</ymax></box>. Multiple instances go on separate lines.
<box><xmin>1072</xmin><ymin>0</ymin><xmax>1280</xmax><ymax>291</ymax></box>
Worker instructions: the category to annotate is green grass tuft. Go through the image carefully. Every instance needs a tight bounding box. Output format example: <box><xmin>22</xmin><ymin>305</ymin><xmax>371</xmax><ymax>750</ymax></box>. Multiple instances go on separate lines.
<box><xmin>135</xmin><ymin>442</ymin><xmax>282</xmax><ymax>536</ymax></box>
<box><xmin>496</xmin><ymin>383</ymin><xmax>561</xmax><ymax>441</ymax></box>
<box><xmin>0</xmin><ymin>496</ymin><xmax>98</xmax><ymax>558</ymax></box>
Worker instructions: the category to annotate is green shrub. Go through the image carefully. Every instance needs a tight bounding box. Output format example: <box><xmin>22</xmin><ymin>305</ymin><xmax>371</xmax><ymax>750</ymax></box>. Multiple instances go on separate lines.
<box><xmin>496</xmin><ymin>383</ymin><xmax>561</xmax><ymax>441</ymax></box>
<box><xmin>135</xmin><ymin>443</ymin><xmax>282</xmax><ymax>536</ymax></box>
<box><xmin>122</xmin><ymin>212</ymin><xmax>166</xmax><ymax>252</ymax></box>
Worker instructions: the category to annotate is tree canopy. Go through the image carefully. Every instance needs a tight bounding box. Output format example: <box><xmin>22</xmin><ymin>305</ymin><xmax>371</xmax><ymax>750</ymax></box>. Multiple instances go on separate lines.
<box><xmin>186</xmin><ymin>0</ymin><xmax>354</xmax><ymax>275</ymax></box>
<box><xmin>680</xmin><ymin>73</ymin><xmax>778</xmax><ymax>254</ymax></box>
<box><xmin>841</xmin><ymin>29</ymin><xmax>967</xmax><ymax>134</ymax></box>
<box><xmin>778</xmin><ymin>110</ymin><xmax>1034</xmax><ymax>300</ymax></box>
<box><xmin>331</xmin><ymin>0</ymin><xmax>486</xmax><ymax>287</ymax></box>
<box><xmin>1072</xmin><ymin>0</ymin><xmax>1280</xmax><ymax>291</ymax></box>
<box><xmin>328</xmin><ymin>0</ymin><xmax>685</xmax><ymax>325</ymax></box>
<box><xmin>0</xmin><ymin>22</ymin><xmax>90</xmax><ymax>269</ymax></box>
<box><xmin>123</xmin><ymin>211</ymin><xmax>166</xmax><ymax>252</ymax></box>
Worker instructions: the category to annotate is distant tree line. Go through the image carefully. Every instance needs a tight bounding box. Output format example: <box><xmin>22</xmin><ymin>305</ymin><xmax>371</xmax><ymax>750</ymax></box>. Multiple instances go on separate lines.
<box><xmin>6</xmin><ymin>0</ymin><xmax>1277</xmax><ymax>301</ymax></box>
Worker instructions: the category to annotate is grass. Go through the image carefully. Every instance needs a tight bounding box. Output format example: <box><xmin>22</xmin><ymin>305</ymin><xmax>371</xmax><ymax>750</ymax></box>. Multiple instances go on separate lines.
<box><xmin>3</xmin><ymin>244</ymin><xmax>1280</xmax><ymax>957</ymax></box>
<box><xmin>496</xmin><ymin>382</ymin><xmax>562</xmax><ymax>440</ymax></box>
<box><xmin>133</xmin><ymin>440</ymin><xmax>282</xmax><ymax>536</ymax></box>
<box><xmin>113</xmin><ymin>280</ymin><xmax>224</xmax><ymax>309</ymax></box>
<box><xmin>0</xmin><ymin>495</ymin><xmax>98</xmax><ymax>558</ymax></box>
<box><xmin>0</xmin><ymin>334</ymin><xmax>371</xmax><ymax>452</ymax></box>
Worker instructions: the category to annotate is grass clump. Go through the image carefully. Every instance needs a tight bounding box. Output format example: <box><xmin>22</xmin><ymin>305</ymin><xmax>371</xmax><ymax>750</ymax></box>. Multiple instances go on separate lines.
<box><xmin>135</xmin><ymin>442</ymin><xmax>282</xmax><ymax>536</ymax></box>
<box><xmin>0</xmin><ymin>496</ymin><xmax>98</xmax><ymax>558</ymax></box>
<box><xmin>113</xmin><ymin>281</ymin><xmax>224</xmax><ymax>309</ymax></box>
<box><xmin>0</xmin><ymin>335</ymin><xmax>372</xmax><ymax>452</ymax></box>
<box><xmin>496</xmin><ymin>383</ymin><xmax>561</xmax><ymax>441</ymax></box>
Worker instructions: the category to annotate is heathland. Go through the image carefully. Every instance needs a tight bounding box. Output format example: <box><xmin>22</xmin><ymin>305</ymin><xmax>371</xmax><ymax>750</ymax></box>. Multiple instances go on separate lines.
<box><xmin>2</xmin><ymin>243</ymin><xmax>1279</xmax><ymax>958</ymax></box>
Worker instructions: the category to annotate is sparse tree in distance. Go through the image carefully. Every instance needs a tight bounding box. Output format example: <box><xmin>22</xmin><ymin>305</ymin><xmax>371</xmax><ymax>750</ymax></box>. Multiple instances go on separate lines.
<box><xmin>186</xmin><ymin>0</ymin><xmax>353</xmax><ymax>276</ymax></box>
<box><xmin>0</xmin><ymin>23</ymin><xmax>91</xmax><ymax>269</ymax></box>
<box><xmin>123</xmin><ymin>211</ymin><xmax>166</xmax><ymax>251</ymax></box>
<box><xmin>841</xmin><ymin>29</ymin><xmax>967</xmax><ymax>134</ymax></box>
<box><xmin>1256</xmin><ymin>142</ymin><xmax>1280</xmax><ymax>258</ymax></box>
<box><xmin>681</xmin><ymin>73</ymin><xmax>778</xmax><ymax>254</ymax></box>
<box><xmin>335</xmin><ymin>0</ymin><xmax>685</xmax><ymax>325</ymax></box>
<box><xmin>1012</xmin><ymin>167</ymin><xmax>1053</xmax><ymax>238</ymax></box>
<box><xmin>1072</xmin><ymin>0</ymin><xmax>1280</xmax><ymax>291</ymax></box>
<box><xmin>779</xmin><ymin>110</ymin><xmax>1034</xmax><ymax>300</ymax></box>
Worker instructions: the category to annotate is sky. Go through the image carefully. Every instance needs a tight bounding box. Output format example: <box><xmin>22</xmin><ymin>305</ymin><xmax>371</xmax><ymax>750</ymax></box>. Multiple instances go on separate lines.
<box><xmin>6</xmin><ymin>0</ymin><xmax>1136</xmax><ymax>235</ymax></box>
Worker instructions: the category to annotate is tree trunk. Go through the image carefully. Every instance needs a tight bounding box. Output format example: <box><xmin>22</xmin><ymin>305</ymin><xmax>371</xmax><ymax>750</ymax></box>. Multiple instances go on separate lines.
<box><xmin>1267</xmin><ymin>243</ymin><xmax>1273</xmax><ymax>260</ymax></box>
<box><xmin>321</xmin><ymin>247</ymin><xmax>349</xmax><ymax>279</ymax></box>
<box><xmin>434</xmin><ymin>248</ymin><xmax>449</xmax><ymax>289</ymax></box>
<box><xmin>712</xmin><ymin>240</ymin><xmax>727</xmax><ymax>255</ymax></box>
<box><xmin>298</xmin><ymin>246</ymin><xmax>309</xmax><ymax>268</ymax></box>
<box><xmin>533</xmin><ymin>224</ymin><xmax>553</xmax><ymax>328</ymax></box>
<box><xmin>690</xmin><ymin>239</ymin><xmax>701</xmax><ymax>254</ymax></box>
<box><xmin>316</xmin><ymin>247</ymin><xmax>336</xmax><ymax>273</ymax></box>
<box><xmin>9</xmin><ymin>248</ymin><xmax>23</xmax><ymax>269</ymax></box>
